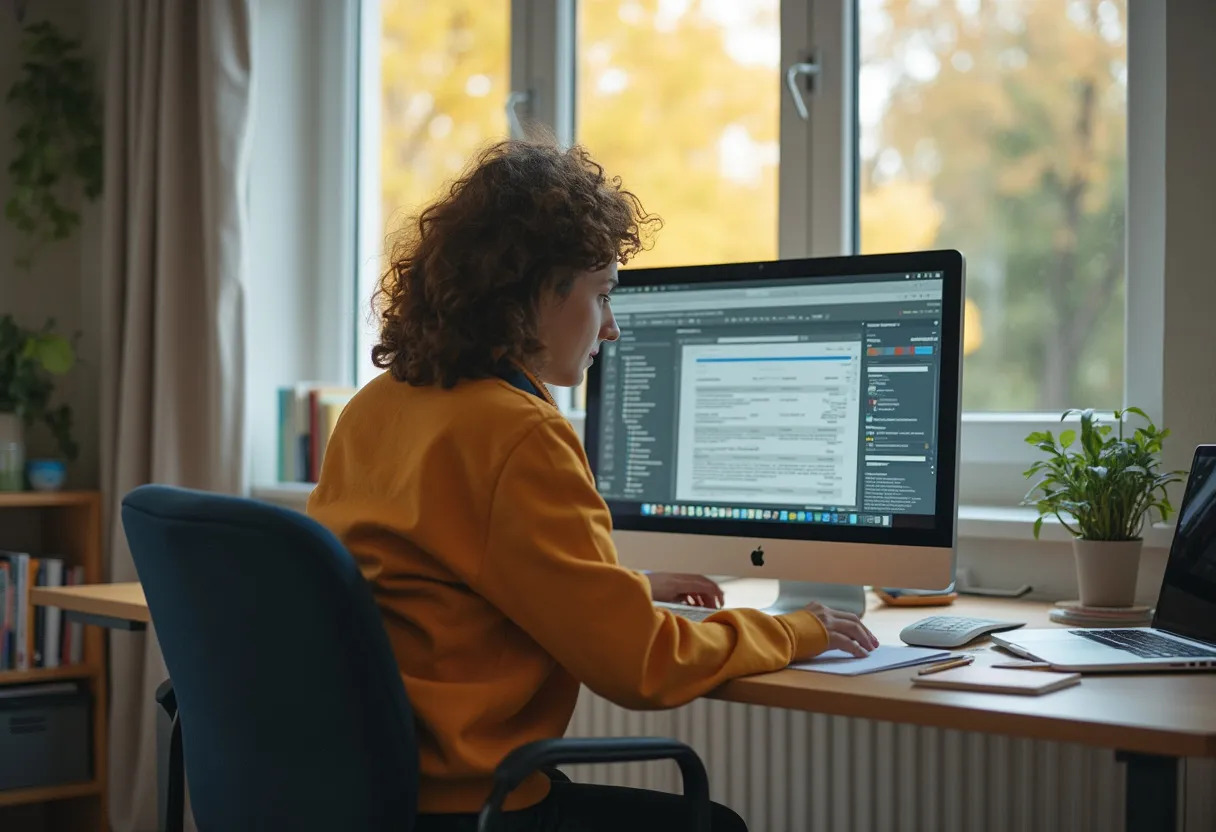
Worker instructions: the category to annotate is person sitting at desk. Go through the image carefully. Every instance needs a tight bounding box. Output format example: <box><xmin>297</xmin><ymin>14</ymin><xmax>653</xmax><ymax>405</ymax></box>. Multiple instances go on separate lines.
<box><xmin>306</xmin><ymin>138</ymin><xmax>879</xmax><ymax>832</ymax></box>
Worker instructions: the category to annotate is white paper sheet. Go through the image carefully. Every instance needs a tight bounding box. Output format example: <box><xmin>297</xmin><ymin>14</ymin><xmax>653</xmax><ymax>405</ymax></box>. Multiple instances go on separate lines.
<box><xmin>789</xmin><ymin>645</ymin><xmax>957</xmax><ymax>676</ymax></box>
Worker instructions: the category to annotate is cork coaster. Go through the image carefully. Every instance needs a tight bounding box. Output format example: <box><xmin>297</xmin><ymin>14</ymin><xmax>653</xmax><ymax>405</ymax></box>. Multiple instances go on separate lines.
<box><xmin>1049</xmin><ymin>604</ymin><xmax>1153</xmax><ymax>628</ymax></box>
<box><xmin>1055</xmin><ymin>600</ymin><xmax>1153</xmax><ymax>616</ymax></box>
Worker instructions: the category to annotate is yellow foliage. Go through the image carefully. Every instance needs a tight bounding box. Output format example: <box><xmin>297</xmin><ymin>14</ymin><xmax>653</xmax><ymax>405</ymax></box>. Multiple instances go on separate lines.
<box><xmin>859</xmin><ymin>180</ymin><xmax>943</xmax><ymax>254</ymax></box>
<box><xmin>576</xmin><ymin>0</ymin><xmax>781</xmax><ymax>268</ymax></box>
<box><xmin>964</xmin><ymin>298</ymin><xmax>983</xmax><ymax>358</ymax></box>
<box><xmin>378</xmin><ymin>0</ymin><xmax>784</xmax><ymax>271</ymax></box>
<box><xmin>379</xmin><ymin>1</ymin><xmax>510</xmax><ymax>235</ymax></box>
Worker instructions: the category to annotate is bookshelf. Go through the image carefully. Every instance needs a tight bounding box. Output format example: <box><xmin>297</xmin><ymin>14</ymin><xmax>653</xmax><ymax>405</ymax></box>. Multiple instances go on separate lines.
<box><xmin>0</xmin><ymin>491</ymin><xmax>107</xmax><ymax>830</ymax></box>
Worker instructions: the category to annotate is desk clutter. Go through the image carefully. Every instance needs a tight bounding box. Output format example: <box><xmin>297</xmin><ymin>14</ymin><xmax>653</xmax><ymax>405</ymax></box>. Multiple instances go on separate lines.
<box><xmin>874</xmin><ymin>586</ymin><xmax>958</xmax><ymax>607</ymax></box>
<box><xmin>898</xmin><ymin>614</ymin><xmax>1026</xmax><ymax>648</ymax></box>
<box><xmin>791</xmin><ymin>645</ymin><xmax>1084</xmax><ymax>696</ymax></box>
<box><xmin>911</xmin><ymin>666</ymin><xmax>1081</xmax><ymax>695</ymax></box>
<box><xmin>790</xmin><ymin>645</ymin><xmax>960</xmax><ymax>675</ymax></box>
<box><xmin>1048</xmin><ymin>600</ymin><xmax>1154</xmax><ymax>628</ymax></box>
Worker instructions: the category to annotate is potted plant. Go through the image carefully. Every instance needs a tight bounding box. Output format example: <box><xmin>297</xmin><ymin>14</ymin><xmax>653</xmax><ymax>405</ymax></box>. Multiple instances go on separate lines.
<box><xmin>0</xmin><ymin>315</ymin><xmax>78</xmax><ymax>491</ymax></box>
<box><xmin>1022</xmin><ymin>408</ymin><xmax>1187</xmax><ymax>607</ymax></box>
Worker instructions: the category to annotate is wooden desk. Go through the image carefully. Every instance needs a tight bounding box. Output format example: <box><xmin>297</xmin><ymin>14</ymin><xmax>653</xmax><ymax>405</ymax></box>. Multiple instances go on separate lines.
<box><xmin>33</xmin><ymin>586</ymin><xmax>1214</xmax><ymax>831</ymax></box>
<box><xmin>713</xmin><ymin>594</ymin><xmax>1216</xmax><ymax>759</ymax></box>
<box><xmin>31</xmin><ymin>582</ymin><xmax>149</xmax><ymax>629</ymax></box>
<box><xmin>710</xmin><ymin>594</ymin><xmax>1216</xmax><ymax>831</ymax></box>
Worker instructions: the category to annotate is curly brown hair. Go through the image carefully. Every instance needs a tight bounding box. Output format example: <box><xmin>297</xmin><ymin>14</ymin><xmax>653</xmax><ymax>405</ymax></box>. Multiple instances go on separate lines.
<box><xmin>371</xmin><ymin>139</ymin><xmax>661</xmax><ymax>387</ymax></box>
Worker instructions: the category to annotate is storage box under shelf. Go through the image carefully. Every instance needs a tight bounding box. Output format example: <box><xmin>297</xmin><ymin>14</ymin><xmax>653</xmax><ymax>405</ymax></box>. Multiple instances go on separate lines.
<box><xmin>0</xmin><ymin>683</ymin><xmax>93</xmax><ymax>794</ymax></box>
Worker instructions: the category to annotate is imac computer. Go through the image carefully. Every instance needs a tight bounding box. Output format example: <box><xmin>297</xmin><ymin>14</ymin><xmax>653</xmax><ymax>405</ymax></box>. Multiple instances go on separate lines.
<box><xmin>584</xmin><ymin>250</ymin><xmax>964</xmax><ymax>614</ymax></box>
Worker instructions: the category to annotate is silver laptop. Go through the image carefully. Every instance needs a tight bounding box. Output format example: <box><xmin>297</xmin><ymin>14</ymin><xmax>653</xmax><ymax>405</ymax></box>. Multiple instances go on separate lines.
<box><xmin>992</xmin><ymin>444</ymin><xmax>1216</xmax><ymax>672</ymax></box>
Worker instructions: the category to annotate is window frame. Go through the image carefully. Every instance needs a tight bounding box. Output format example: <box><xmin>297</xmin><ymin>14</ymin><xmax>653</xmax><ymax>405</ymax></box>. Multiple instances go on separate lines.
<box><xmin>358</xmin><ymin>0</ymin><xmax>1162</xmax><ymax>510</ymax></box>
<box><xmin>355</xmin><ymin>0</ymin><xmax>382</xmax><ymax>389</ymax></box>
<box><xmin>815</xmin><ymin>0</ymin><xmax>1148</xmax><ymax>505</ymax></box>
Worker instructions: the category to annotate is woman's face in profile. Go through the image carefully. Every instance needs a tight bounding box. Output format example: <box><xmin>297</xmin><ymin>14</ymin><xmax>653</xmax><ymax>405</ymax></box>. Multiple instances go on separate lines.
<box><xmin>534</xmin><ymin>264</ymin><xmax>621</xmax><ymax>387</ymax></box>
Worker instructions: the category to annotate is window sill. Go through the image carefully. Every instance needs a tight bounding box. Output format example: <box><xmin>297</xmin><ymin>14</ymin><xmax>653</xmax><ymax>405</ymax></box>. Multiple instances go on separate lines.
<box><xmin>251</xmin><ymin>482</ymin><xmax>314</xmax><ymax>511</ymax></box>
<box><xmin>252</xmin><ymin>482</ymin><xmax>1174</xmax><ymax>550</ymax></box>
<box><xmin>958</xmin><ymin>505</ymin><xmax>1174</xmax><ymax>550</ymax></box>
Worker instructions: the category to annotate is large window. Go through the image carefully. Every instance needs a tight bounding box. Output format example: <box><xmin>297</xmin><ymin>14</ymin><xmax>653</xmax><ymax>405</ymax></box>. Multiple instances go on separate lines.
<box><xmin>858</xmin><ymin>0</ymin><xmax>1127</xmax><ymax>412</ymax></box>
<box><xmin>360</xmin><ymin>1</ymin><xmax>511</xmax><ymax>386</ymax></box>
<box><xmin>379</xmin><ymin>2</ymin><xmax>509</xmax><ymax>225</ymax></box>
<box><xmin>364</xmin><ymin>0</ymin><xmax>1139</xmax><ymax>504</ymax></box>
<box><xmin>576</xmin><ymin>0</ymin><xmax>781</xmax><ymax>268</ymax></box>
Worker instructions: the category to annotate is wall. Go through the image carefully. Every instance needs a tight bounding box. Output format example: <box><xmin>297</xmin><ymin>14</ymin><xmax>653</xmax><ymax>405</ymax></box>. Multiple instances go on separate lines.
<box><xmin>0</xmin><ymin>0</ymin><xmax>107</xmax><ymax>489</ymax></box>
<box><xmin>1159</xmin><ymin>1</ymin><xmax>1216</xmax><ymax>472</ymax></box>
<box><xmin>244</xmin><ymin>0</ymin><xmax>357</xmax><ymax>487</ymax></box>
<box><xmin>1125</xmin><ymin>0</ymin><xmax>1216</xmax><ymax>474</ymax></box>
<box><xmin>2</xmin><ymin>0</ymin><xmax>360</xmax><ymax>492</ymax></box>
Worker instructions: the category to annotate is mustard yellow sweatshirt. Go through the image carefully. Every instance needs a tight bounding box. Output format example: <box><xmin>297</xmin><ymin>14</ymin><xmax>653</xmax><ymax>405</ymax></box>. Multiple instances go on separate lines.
<box><xmin>306</xmin><ymin>367</ymin><xmax>829</xmax><ymax>814</ymax></box>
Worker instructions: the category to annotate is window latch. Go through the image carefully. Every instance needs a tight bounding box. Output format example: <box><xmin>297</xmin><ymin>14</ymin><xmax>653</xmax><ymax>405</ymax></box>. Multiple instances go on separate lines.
<box><xmin>785</xmin><ymin>59</ymin><xmax>821</xmax><ymax>121</ymax></box>
<box><xmin>506</xmin><ymin>91</ymin><xmax>531</xmax><ymax>139</ymax></box>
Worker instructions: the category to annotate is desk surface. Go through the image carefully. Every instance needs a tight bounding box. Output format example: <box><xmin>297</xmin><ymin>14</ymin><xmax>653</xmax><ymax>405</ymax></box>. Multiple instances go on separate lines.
<box><xmin>31</xmin><ymin>582</ymin><xmax>150</xmax><ymax>624</ymax></box>
<box><xmin>711</xmin><ymin>593</ymin><xmax>1216</xmax><ymax>759</ymax></box>
<box><xmin>32</xmin><ymin>582</ymin><xmax>1216</xmax><ymax>758</ymax></box>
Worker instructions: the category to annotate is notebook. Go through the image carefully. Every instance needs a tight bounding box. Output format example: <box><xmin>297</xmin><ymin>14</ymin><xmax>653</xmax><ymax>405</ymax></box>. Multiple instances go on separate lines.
<box><xmin>790</xmin><ymin>645</ymin><xmax>956</xmax><ymax>676</ymax></box>
<box><xmin>911</xmin><ymin>666</ymin><xmax>1081</xmax><ymax>695</ymax></box>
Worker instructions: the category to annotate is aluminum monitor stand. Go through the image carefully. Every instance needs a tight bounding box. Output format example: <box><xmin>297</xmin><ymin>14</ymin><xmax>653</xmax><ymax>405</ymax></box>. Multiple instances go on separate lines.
<box><xmin>766</xmin><ymin>581</ymin><xmax>867</xmax><ymax>616</ymax></box>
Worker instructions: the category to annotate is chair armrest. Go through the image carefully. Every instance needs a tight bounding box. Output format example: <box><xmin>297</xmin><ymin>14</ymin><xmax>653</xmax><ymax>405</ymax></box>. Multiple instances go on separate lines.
<box><xmin>477</xmin><ymin>737</ymin><xmax>710</xmax><ymax>832</ymax></box>
<box><xmin>155</xmin><ymin>678</ymin><xmax>177</xmax><ymax>717</ymax></box>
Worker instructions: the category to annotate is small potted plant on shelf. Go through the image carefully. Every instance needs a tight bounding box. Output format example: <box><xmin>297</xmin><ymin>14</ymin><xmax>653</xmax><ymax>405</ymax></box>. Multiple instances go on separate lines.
<box><xmin>0</xmin><ymin>315</ymin><xmax>78</xmax><ymax>491</ymax></box>
<box><xmin>1022</xmin><ymin>408</ymin><xmax>1187</xmax><ymax>607</ymax></box>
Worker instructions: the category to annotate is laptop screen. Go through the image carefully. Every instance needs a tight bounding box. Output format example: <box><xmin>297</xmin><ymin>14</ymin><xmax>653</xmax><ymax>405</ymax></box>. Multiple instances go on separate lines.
<box><xmin>1155</xmin><ymin>446</ymin><xmax>1216</xmax><ymax>644</ymax></box>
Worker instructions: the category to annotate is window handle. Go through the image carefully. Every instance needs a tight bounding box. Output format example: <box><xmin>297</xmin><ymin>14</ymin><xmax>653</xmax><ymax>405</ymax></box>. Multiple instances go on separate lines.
<box><xmin>785</xmin><ymin>60</ymin><xmax>821</xmax><ymax>121</ymax></box>
<box><xmin>506</xmin><ymin>90</ymin><xmax>531</xmax><ymax>139</ymax></box>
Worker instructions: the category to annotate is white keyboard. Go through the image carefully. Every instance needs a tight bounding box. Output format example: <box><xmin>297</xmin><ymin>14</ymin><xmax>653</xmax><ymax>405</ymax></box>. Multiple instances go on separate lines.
<box><xmin>899</xmin><ymin>615</ymin><xmax>1026</xmax><ymax>648</ymax></box>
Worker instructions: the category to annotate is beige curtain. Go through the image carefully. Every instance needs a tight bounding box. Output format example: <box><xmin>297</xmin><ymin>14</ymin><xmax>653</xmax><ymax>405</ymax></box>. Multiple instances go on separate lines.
<box><xmin>99</xmin><ymin>0</ymin><xmax>252</xmax><ymax>829</ymax></box>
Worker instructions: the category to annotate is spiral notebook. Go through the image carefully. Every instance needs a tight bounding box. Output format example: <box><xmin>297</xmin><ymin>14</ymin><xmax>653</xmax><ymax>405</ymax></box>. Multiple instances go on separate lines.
<box><xmin>911</xmin><ymin>666</ymin><xmax>1081</xmax><ymax>695</ymax></box>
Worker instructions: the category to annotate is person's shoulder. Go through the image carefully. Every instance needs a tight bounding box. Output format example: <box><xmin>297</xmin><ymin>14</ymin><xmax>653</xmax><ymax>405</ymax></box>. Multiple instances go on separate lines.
<box><xmin>449</xmin><ymin>374</ymin><xmax>563</xmax><ymax>427</ymax></box>
<box><xmin>346</xmin><ymin>370</ymin><xmax>570</xmax><ymax>442</ymax></box>
<box><xmin>452</xmin><ymin>377</ymin><xmax>580</xmax><ymax>453</ymax></box>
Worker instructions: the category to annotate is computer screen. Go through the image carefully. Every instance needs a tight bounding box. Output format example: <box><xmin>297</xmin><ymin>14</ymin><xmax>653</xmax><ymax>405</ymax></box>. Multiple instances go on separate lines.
<box><xmin>584</xmin><ymin>251</ymin><xmax>963</xmax><ymax>589</ymax></box>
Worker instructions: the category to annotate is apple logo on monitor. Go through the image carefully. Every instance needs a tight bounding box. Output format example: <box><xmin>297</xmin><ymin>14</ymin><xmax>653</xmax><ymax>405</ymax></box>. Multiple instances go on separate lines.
<box><xmin>750</xmin><ymin>545</ymin><xmax>765</xmax><ymax>567</ymax></box>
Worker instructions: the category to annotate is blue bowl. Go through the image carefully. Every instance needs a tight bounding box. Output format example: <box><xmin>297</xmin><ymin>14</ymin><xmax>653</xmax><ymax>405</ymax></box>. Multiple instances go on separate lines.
<box><xmin>26</xmin><ymin>458</ymin><xmax>67</xmax><ymax>492</ymax></box>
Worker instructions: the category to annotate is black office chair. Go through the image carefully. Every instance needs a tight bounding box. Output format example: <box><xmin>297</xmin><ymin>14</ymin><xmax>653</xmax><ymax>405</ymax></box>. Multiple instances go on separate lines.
<box><xmin>120</xmin><ymin>484</ymin><xmax>711</xmax><ymax>832</ymax></box>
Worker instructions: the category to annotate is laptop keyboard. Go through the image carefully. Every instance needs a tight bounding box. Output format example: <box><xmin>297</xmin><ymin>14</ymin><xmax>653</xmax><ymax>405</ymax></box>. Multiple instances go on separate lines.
<box><xmin>1072</xmin><ymin>629</ymin><xmax>1216</xmax><ymax>659</ymax></box>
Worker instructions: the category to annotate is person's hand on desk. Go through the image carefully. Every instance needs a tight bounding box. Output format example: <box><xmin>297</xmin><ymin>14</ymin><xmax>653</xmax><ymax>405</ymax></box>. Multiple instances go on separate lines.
<box><xmin>645</xmin><ymin>572</ymin><xmax>725</xmax><ymax>608</ymax></box>
<box><xmin>805</xmin><ymin>601</ymin><xmax>880</xmax><ymax>657</ymax></box>
<box><xmin>643</xmin><ymin>574</ymin><xmax>879</xmax><ymax>655</ymax></box>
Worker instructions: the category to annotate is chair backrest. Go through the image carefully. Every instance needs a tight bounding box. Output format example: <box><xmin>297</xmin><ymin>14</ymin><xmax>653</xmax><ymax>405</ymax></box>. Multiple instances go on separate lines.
<box><xmin>121</xmin><ymin>484</ymin><xmax>418</xmax><ymax>831</ymax></box>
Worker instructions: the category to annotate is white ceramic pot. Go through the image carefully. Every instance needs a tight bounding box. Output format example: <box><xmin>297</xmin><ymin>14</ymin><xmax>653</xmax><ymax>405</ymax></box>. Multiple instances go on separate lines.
<box><xmin>0</xmin><ymin>411</ymin><xmax>24</xmax><ymax>491</ymax></box>
<box><xmin>1072</xmin><ymin>538</ymin><xmax>1143</xmax><ymax>608</ymax></box>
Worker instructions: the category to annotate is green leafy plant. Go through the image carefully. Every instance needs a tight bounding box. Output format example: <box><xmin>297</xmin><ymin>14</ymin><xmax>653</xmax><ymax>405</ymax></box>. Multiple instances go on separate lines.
<box><xmin>0</xmin><ymin>314</ymin><xmax>78</xmax><ymax>461</ymax></box>
<box><xmin>1022</xmin><ymin>408</ymin><xmax>1186</xmax><ymax>541</ymax></box>
<box><xmin>5</xmin><ymin>19</ymin><xmax>103</xmax><ymax>271</ymax></box>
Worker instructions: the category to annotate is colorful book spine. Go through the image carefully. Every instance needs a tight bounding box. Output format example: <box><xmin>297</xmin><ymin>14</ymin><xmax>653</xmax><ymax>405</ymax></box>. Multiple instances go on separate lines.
<box><xmin>26</xmin><ymin>557</ymin><xmax>40</xmax><ymax>670</ymax></box>
<box><xmin>6</xmin><ymin>552</ymin><xmax>30</xmax><ymax>671</ymax></box>
<box><xmin>276</xmin><ymin>383</ymin><xmax>357</xmax><ymax>483</ymax></box>
<box><xmin>0</xmin><ymin>561</ymin><xmax>10</xmax><ymax>669</ymax></box>
<box><xmin>41</xmin><ymin>558</ymin><xmax>64</xmax><ymax>669</ymax></box>
<box><xmin>0</xmin><ymin>553</ymin><xmax>79</xmax><ymax>669</ymax></box>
